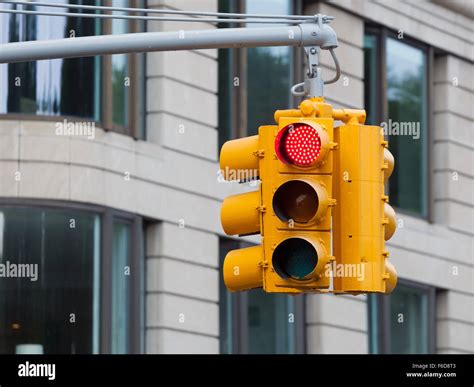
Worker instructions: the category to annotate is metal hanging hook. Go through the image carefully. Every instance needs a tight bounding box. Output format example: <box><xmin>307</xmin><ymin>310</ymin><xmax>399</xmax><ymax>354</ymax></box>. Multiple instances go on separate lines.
<box><xmin>290</xmin><ymin>14</ymin><xmax>340</xmax><ymax>98</ymax></box>
<box><xmin>324</xmin><ymin>48</ymin><xmax>341</xmax><ymax>85</ymax></box>
<box><xmin>290</xmin><ymin>46</ymin><xmax>341</xmax><ymax>98</ymax></box>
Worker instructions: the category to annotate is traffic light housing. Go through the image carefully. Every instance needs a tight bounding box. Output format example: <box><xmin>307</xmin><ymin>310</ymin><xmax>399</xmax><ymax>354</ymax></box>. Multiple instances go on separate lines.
<box><xmin>220</xmin><ymin>98</ymin><xmax>336</xmax><ymax>294</ymax></box>
<box><xmin>260</xmin><ymin>102</ymin><xmax>337</xmax><ymax>293</ymax></box>
<box><xmin>220</xmin><ymin>97</ymin><xmax>397</xmax><ymax>295</ymax></box>
<box><xmin>332</xmin><ymin>121</ymin><xmax>397</xmax><ymax>294</ymax></box>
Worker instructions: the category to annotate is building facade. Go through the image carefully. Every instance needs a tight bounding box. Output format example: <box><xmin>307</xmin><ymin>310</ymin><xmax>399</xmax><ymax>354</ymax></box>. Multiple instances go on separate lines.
<box><xmin>0</xmin><ymin>0</ymin><xmax>472</xmax><ymax>354</ymax></box>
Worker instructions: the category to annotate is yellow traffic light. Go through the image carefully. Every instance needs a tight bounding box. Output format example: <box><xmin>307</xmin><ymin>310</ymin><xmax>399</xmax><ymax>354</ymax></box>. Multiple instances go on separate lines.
<box><xmin>333</xmin><ymin>117</ymin><xmax>397</xmax><ymax>294</ymax></box>
<box><xmin>220</xmin><ymin>98</ymin><xmax>398</xmax><ymax>295</ymax></box>
<box><xmin>260</xmin><ymin>99</ymin><xmax>337</xmax><ymax>293</ymax></box>
<box><xmin>220</xmin><ymin>98</ymin><xmax>337</xmax><ymax>294</ymax></box>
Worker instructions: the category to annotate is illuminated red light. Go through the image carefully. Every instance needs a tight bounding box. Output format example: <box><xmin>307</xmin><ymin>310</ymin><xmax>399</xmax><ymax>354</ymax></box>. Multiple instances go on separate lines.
<box><xmin>275</xmin><ymin>124</ymin><xmax>322</xmax><ymax>167</ymax></box>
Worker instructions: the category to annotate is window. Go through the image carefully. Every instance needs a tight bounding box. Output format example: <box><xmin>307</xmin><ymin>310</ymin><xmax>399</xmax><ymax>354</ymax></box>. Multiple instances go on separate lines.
<box><xmin>0</xmin><ymin>201</ymin><xmax>143</xmax><ymax>354</ymax></box>
<box><xmin>246</xmin><ymin>0</ymin><xmax>293</xmax><ymax>136</ymax></box>
<box><xmin>247</xmin><ymin>289</ymin><xmax>297</xmax><ymax>354</ymax></box>
<box><xmin>0</xmin><ymin>1</ymin><xmax>144</xmax><ymax>138</ymax></box>
<box><xmin>363</xmin><ymin>34</ymin><xmax>380</xmax><ymax>126</ymax></box>
<box><xmin>386</xmin><ymin>38</ymin><xmax>428</xmax><ymax>216</ymax></box>
<box><xmin>368</xmin><ymin>280</ymin><xmax>436</xmax><ymax>354</ymax></box>
<box><xmin>111</xmin><ymin>9</ymin><xmax>130</xmax><ymax>128</ymax></box>
<box><xmin>219</xmin><ymin>238</ymin><xmax>304</xmax><ymax>354</ymax></box>
<box><xmin>364</xmin><ymin>27</ymin><xmax>429</xmax><ymax>217</ymax></box>
<box><xmin>218</xmin><ymin>0</ymin><xmax>299</xmax><ymax>147</ymax></box>
<box><xmin>0</xmin><ymin>206</ymin><xmax>100</xmax><ymax>354</ymax></box>
<box><xmin>111</xmin><ymin>220</ymin><xmax>132</xmax><ymax>354</ymax></box>
<box><xmin>0</xmin><ymin>1</ymin><xmax>99</xmax><ymax>119</ymax></box>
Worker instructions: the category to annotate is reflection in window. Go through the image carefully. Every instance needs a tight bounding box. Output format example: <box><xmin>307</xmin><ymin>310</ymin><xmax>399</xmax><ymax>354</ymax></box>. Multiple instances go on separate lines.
<box><xmin>386</xmin><ymin>38</ymin><xmax>428</xmax><ymax>216</ymax></box>
<box><xmin>111</xmin><ymin>220</ymin><xmax>131</xmax><ymax>354</ymax></box>
<box><xmin>217</xmin><ymin>40</ymin><xmax>232</xmax><ymax>148</ymax></box>
<box><xmin>248</xmin><ymin>290</ymin><xmax>295</xmax><ymax>354</ymax></box>
<box><xmin>368</xmin><ymin>292</ymin><xmax>380</xmax><ymax>354</ymax></box>
<box><xmin>363</xmin><ymin>33</ymin><xmax>379</xmax><ymax>126</ymax></box>
<box><xmin>111</xmin><ymin>1</ymin><xmax>130</xmax><ymax>128</ymax></box>
<box><xmin>0</xmin><ymin>1</ymin><xmax>99</xmax><ymax>119</ymax></box>
<box><xmin>389</xmin><ymin>284</ymin><xmax>429</xmax><ymax>354</ymax></box>
<box><xmin>246</xmin><ymin>0</ymin><xmax>292</xmax><ymax>135</ymax></box>
<box><xmin>219</xmin><ymin>238</ymin><xmax>297</xmax><ymax>354</ymax></box>
<box><xmin>0</xmin><ymin>207</ymin><xmax>100</xmax><ymax>354</ymax></box>
<box><xmin>217</xmin><ymin>0</ymin><xmax>293</xmax><ymax>146</ymax></box>
<box><xmin>368</xmin><ymin>282</ymin><xmax>433</xmax><ymax>354</ymax></box>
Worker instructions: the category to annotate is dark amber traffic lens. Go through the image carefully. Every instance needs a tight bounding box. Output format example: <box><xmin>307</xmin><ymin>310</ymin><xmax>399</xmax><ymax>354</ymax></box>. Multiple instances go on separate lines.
<box><xmin>272</xmin><ymin>180</ymin><xmax>318</xmax><ymax>223</ymax></box>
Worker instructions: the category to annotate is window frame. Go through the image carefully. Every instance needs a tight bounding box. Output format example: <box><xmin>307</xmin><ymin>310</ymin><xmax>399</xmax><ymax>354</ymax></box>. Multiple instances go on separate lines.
<box><xmin>0</xmin><ymin>0</ymin><xmax>145</xmax><ymax>140</ymax></box>
<box><xmin>368</xmin><ymin>278</ymin><xmax>436</xmax><ymax>354</ymax></box>
<box><xmin>0</xmin><ymin>197</ymin><xmax>144</xmax><ymax>354</ymax></box>
<box><xmin>364</xmin><ymin>24</ymin><xmax>433</xmax><ymax>221</ymax></box>
<box><xmin>219</xmin><ymin>238</ymin><xmax>306</xmax><ymax>354</ymax></box>
<box><xmin>101</xmin><ymin>0</ymin><xmax>144</xmax><ymax>138</ymax></box>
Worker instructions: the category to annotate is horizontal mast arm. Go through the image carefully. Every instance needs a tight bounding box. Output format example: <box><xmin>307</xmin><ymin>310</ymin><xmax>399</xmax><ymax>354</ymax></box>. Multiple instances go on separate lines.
<box><xmin>0</xmin><ymin>22</ymin><xmax>337</xmax><ymax>63</ymax></box>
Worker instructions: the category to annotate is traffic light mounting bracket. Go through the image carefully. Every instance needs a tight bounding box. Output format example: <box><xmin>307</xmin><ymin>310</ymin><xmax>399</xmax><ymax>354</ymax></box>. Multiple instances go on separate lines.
<box><xmin>291</xmin><ymin>15</ymin><xmax>341</xmax><ymax>99</ymax></box>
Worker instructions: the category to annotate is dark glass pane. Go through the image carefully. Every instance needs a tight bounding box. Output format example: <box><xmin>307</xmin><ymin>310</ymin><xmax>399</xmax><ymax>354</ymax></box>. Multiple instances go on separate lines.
<box><xmin>246</xmin><ymin>0</ymin><xmax>292</xmax><ymax>135</ymax></box>
<box><xmin>217</xmin><ymin>0</ymin><xmax>234</xmax><ymax>149</ymax></box>
<box><xmin>0</xmin><ymin>1</ymin><xmax>99</xmax><ymax>119</ymax></box>
<box><xmin>247</xmin><ymin>48</ymin><xmax>290</xmax><ymax>134</ymax></box>
<box><xmin>111</xmin><ymin>220</ymin><xmax>131</xmax><ymax>354</ymax></box>
<box><xmin>363</xmin><ymin>33</ymin><xmax>379</xmax><ymax>125</ymax></box>
<box><xmin>386</xmin><ymin>38</ymin><xmax>428</xmax><ymax>216</ymax></box>
<box><xmin>367</xmin><ymin>293</ymin><xmax>380</xmax><ymax>354</ymax></box>
<box><xmin>0</xmin><ymin>207</ymin><xmax>100</xmax><ymax>354</ymax></box>
<box><xmin>218</xmin><ymin>46</ymin><xmax>232</xmax><ymax>149</ymax></box>
<box><xmin>248</xmin><ymin>289</ymin><xmax>295</xmax><ymax>354</ymax></box>
<box><xmin>111</xmin><ymin>1</ymin><xmax>129</xmax><ymax>127</ymax></box>
<box><xmin>389</xmin><ymin>284</ymin><xmax>429</xmax><ymax>354</ymax></box>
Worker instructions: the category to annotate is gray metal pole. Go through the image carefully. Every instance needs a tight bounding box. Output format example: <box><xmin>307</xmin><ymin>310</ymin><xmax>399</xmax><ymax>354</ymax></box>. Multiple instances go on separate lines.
<box><xmin>0</xmin><ymin>22</ymin><xmax>337</xmax><ymax>64</ymax></box>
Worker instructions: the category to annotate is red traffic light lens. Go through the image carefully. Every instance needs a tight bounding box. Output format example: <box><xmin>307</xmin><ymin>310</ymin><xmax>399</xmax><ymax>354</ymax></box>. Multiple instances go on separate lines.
<box><xmin>275</xmin><ymin>123</ymin><xmax>321</xmax><ymax>167</ymax></box>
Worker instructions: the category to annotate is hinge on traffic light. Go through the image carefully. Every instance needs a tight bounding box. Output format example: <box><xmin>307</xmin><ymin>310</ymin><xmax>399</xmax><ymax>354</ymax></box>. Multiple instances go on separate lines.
<box><xmin>381</xmin><ymin>139</ymin><xmax>388</xmax><ymax>148</ymax></box>
<box><xmin>328</xmin><ymin>198</ymin><xmax>337</xmax><ymax>207</ymax></box>
<box><xmin>258</xmin><ymin>260</ymin><xmax>270</xmax><ymax>268</ymax></box>
<box><xmin>256</xmin><ymin>205</ymin><xmax>266</xmax><ymax>213</ymax></box>
<box><xmin>253</xmin><ymin>149</ymin><xmax>265</xmax><ymax>158</ymax></box>
<box><xmin>381</xmin><ymin>194</ymin><xmax>389</xmax><ymax>203</ymax></box>
<box><xmin>330</xmin><ymin>141</ymin><xmax>338</xmax><ymax>150</ymax></box>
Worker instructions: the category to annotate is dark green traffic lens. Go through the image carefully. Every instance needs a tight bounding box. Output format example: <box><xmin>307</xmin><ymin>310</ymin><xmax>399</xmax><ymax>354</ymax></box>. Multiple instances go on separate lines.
<box><xmin>272</xmin><ymin>238</ymin><xmax>318</xmax><ymax>280</ymax></box>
